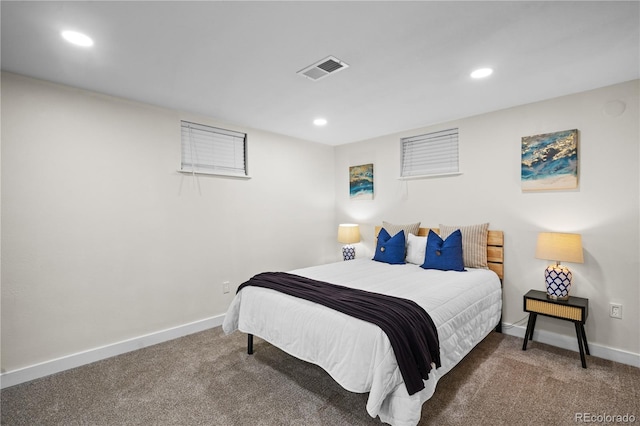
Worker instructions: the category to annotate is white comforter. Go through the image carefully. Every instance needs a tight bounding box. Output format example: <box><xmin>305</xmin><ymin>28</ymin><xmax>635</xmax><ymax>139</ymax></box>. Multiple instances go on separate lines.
<box><xmin>223</xmin><ymin>259</ymin><xmax>502</xmax><ymax>426</ymax></box>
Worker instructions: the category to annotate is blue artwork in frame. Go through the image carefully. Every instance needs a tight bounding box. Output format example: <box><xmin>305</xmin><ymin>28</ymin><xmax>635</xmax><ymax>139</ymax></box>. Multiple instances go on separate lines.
<box><xmin>349</xmin><ymin>163</ymin><xmax>373</xmax><ymax>200</ymax></box>
<box><xmin>521</xmin><ymin>129</ymin><xmax>578</xmax><ymax>191</ymax></box>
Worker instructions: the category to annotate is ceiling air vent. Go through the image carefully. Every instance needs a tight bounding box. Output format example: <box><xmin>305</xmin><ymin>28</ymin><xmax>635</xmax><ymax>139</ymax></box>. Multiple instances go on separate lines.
<box><xmin>297</xmin><ymin>56</ymin><xmax>349</xmax><ymax>81</ymax></box>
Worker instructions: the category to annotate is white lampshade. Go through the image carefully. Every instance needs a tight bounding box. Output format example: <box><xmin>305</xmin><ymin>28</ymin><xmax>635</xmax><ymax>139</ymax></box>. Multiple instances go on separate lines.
<box><xmin>337</xmin><ymin>224</ymin><xmax>360</xmax><ymax>244</ymax></box>
<box><xmin>535</xmin><ymin>232</ymin><xmax>584</xmax><ymax>264</ymax></box>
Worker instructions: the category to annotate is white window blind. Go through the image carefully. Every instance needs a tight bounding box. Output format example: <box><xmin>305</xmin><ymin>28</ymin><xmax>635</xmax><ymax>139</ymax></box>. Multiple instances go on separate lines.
<box><xmin>400</xmin><ymin>128</ymin><xmax>459</xmax><ymax>178</ymax></box>
<box><xmin>180</xmin><ymin>121</ymin><xmax>248</xmax><ymax>177</ymax></box>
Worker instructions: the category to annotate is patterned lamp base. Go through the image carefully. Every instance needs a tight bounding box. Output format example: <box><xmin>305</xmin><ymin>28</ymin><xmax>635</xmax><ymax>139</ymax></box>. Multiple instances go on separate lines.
<box><xmin>545</xmin><ymin>264</ymin><xmax>572</xmax><ymax>300</ymax></box>
<box><xmin>342</xmin><ymin>245</ymin><xmax>356</xmax><ymax>261</ymax></box>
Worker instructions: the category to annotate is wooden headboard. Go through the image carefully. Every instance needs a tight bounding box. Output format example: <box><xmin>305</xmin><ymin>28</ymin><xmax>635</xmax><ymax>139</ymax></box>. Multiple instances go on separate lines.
<box><xmin>374</xmin><ymin>226</ymin><xmax>504</xmax><ymax>280</ymax></box>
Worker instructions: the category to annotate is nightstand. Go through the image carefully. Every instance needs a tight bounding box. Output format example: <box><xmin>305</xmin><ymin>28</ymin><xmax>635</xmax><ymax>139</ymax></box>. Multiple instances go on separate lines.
<box><xmin>522</xmin><ymin>289</ymin><xmax>590</xmax><ymax>368</ymax></box>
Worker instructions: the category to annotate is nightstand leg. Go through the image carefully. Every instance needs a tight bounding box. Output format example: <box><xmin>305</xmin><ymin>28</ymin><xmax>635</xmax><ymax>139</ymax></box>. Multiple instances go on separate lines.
<box><xmin>574</xmin><ymin>323</ymin><xmax>587</xmax><ymax>368</ymax></box>
<box><xmin>580</xmin><ymin>324</ymin><xmax>590</xmax><ymax>355</ymax></box>
<box><xmin>522</xmin><ymin>313</ymin><xmax>537</xmax><ymax>350</ymax></box>
<box><xmin>529</xmin><ymin>313</ymin><xmax>537</xmax><ymax>340</ymax></box>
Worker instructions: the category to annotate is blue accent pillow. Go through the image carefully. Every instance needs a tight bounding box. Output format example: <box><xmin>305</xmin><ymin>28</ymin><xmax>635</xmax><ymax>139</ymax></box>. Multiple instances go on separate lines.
<box><xmin>421</xmin><ymin>229</ymin><xmax>465</xmax><ymax>272</ymax></box>
<box><xmin>372</xmin><ymin>228</ymin><xmax>406</xmax><ymax>264</ymax></box>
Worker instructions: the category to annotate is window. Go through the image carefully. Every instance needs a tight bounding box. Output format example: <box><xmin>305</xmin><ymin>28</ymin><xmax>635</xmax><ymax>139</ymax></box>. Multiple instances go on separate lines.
<box><xmin>180</xmin><ymin>120</ymin><xmax>248</xmax><ymax>178</ymax></box>
<box><xmin>400</xmin><ymin>128</ymin><xmax>460</xmax><ymax>179</ymax></box>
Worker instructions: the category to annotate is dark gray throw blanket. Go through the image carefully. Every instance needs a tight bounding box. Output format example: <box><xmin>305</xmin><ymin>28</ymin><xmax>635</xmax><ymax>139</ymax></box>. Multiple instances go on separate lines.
<box><xmin>237</xmin><ymin>271</ymin><xmax>441</xmax><ymax>395</ymax></box>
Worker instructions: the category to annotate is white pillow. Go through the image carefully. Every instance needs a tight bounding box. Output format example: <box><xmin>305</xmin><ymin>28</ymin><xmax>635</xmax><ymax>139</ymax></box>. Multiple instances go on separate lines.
<box><xmin>406</xmin><ymin>233</ymin><xmax>428</xmax><ymax>265</ymax></box>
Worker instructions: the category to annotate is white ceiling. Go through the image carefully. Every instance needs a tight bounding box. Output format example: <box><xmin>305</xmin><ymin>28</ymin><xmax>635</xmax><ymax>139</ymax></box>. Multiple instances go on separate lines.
<box><xmin>2</xmin><ymin>1</ymin><xmax>639</xmax><ymax>146</ymax></box>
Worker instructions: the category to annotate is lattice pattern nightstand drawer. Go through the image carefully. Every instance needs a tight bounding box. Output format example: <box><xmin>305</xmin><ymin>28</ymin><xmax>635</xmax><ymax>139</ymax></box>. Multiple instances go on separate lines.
<box><xmin>525</xmin><ymin>299</ymin><xmax>584</xmax><ymax>322</ymax></box>
<box><xmin>523</xmin><ymin>289</ymin><xmax>588</xmax><ymax>323</ymax></box>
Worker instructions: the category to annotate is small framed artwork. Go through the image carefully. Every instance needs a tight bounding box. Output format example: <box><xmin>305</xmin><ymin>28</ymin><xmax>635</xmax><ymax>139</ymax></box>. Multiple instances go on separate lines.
<box><xmin>349</xmin><ymin>163</ymin><xmax>374</xmax><ymax>200</ymax></box>
<box><xmin>521</xmin><ymin>129</ymin><xmax>578</xmax><ymax>191</ymax></box>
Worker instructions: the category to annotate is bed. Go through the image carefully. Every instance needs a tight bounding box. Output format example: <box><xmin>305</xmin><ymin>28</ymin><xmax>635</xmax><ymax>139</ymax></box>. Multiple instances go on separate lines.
<box><xmin>223</xmin><ymin>225</ymin><xmax>504</xmax><ymax>426</ymax></box>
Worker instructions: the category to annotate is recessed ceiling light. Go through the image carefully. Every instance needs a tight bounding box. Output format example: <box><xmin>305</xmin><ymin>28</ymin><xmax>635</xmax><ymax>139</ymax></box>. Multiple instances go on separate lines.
<box><xmin>313</xmin><ymin>118</ymin><xmax>327</xmax><ymax>126</ymax></box>
<box><xmin>61</xmin><ymin>30</ymin><xmax>94</xmax><ymax>47</ymax></box>
<box><xmin>470</xmin><ymin>68</ymin><xmax>493</xmax><ymax>79</ymax></box>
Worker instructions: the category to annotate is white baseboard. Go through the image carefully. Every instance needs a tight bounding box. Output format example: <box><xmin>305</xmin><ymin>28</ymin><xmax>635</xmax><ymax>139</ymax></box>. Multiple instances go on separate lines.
<box><xmin>501</xmin><ymin>322</ymin><xmax>640</xmax><ymax>368</ymax></box>
<box><xmin>0</xmin><ymin>314</ymin><xmax>225</xmax><ymax>389</ymax></box>
<box><xmin>3</xmin><ymin>317</ymin><xmax>637</xmax><ymax>390</ymax></box>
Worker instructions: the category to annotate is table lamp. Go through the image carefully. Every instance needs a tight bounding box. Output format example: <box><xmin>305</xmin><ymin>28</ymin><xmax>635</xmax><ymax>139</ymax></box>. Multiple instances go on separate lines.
<box><xmin>338</xmin><ymin>224</ymin><xmax>360</xmax><ymax>261</ymax></box>
<box><xmin>535</xmin><ymin>232</ymin><xmax>584</xmax><ymax>300</ymax></box>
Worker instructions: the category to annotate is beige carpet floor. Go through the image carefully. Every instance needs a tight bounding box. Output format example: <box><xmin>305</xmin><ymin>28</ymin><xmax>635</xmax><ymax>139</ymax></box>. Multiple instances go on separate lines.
<box><xmin>2</xmin><ymin>327</ymin><xmax>639</xmax><ymax>425</ymax></box>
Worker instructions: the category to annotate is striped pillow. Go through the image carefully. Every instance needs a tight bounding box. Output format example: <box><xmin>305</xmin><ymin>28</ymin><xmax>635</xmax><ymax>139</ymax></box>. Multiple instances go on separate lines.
<box><xmin>382</xmin><ymin>221</ymin><xmax>421</xmax><ymax>240</ymax></box>
<box><xmin>439</xmin><ymin>223</ymin><xmax>489</xmax><ymax>269</ymax></box>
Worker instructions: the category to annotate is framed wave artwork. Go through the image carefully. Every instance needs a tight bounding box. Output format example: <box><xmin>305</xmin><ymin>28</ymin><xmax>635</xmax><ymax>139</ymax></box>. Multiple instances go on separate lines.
<box><xmin>349</xmin><ymin>163</ymin><xmax>374</xmax><ymax>200</ymax></box>
<box><xmin>521</xmin><ymin>129</ymin><xmax>579</xmax><ymax>192</ymax></box>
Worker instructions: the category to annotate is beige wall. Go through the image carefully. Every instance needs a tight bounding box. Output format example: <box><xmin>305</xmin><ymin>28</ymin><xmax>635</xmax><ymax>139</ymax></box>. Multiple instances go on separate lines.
<box><xmin>335</xmin><ymin>80</ymin><xmax>639</xmax><ymax>358</ymax></box>
<box><xmin>2</xmin><ymin>72</ymin><xmax>638</xmax><ymax>377</ymax></box>
<box><xmin>1</xmin><ymin>73</ymin><xmax>336</xmax><ymax>372</ymax></box>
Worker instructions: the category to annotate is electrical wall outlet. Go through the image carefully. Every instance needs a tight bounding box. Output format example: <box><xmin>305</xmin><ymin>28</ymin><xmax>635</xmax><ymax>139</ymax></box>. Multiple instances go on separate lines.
<box><xmin>223</xmin><ymin>281</ymin><xmax>230</xmax><ymax>294</ymax></box>
<box><xmin>610</xmin><ymin>303</ymin><xmax>623</xmax><ymax>319</ymax></box>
